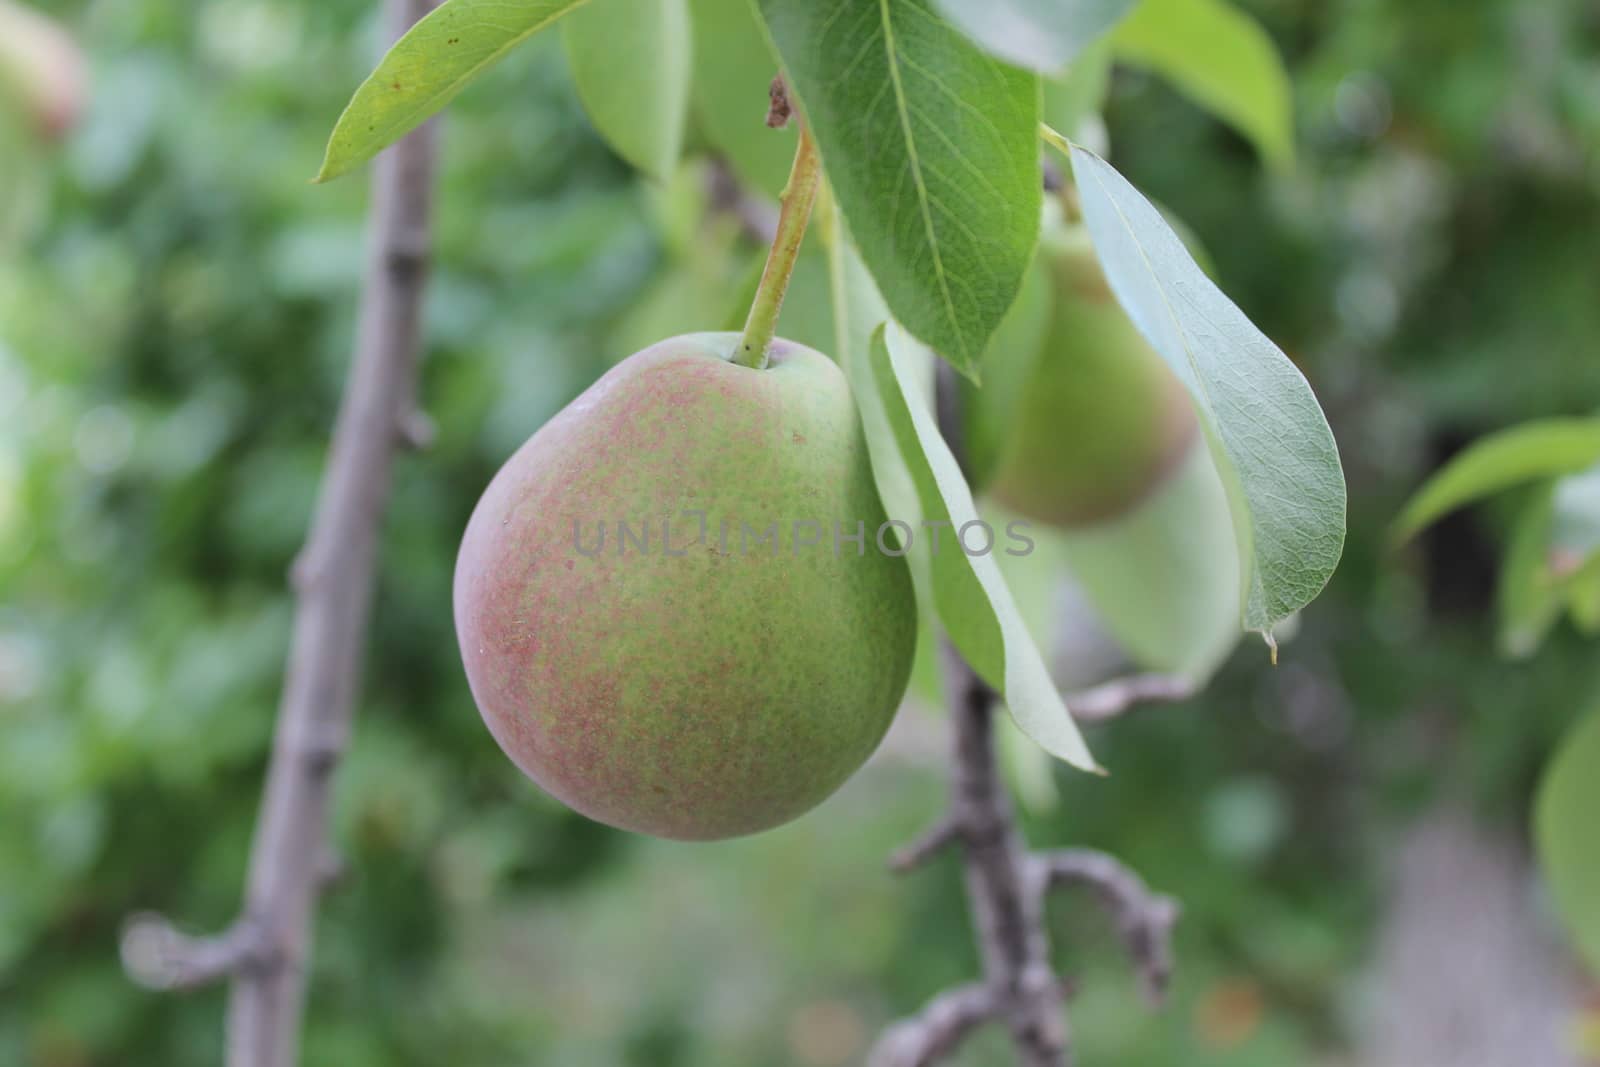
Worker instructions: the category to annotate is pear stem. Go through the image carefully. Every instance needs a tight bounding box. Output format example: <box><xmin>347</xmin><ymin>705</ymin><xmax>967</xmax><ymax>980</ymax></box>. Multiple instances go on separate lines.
<box><xmin>734</xmin><ymin>121</ymin><xmax>821</xmax><ymax>370</ymax></box>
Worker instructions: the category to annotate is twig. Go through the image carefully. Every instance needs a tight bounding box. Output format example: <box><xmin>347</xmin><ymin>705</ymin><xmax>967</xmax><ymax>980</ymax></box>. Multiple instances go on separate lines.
<box><xmin>119</xmin><ymin>4</ymin><xmax>438</xmax><ymax>1066</ymax></box>
<box><xmin>870</xmin><ymin>983</ymin><xmax>997</xmax><ymax>1067</ymax></box>
<box><xmin>873</xmin><ymin>646</ymin><xmax>1069</xmax><ymax>1066</ymax></box>
<box><xmin>869</xmin><ymin>363</ymin><xmax>1178</xmax><ymax>1066</ymax></box>
<box><xmin>120</xmin><ymin>915</ymin><xmax>272</xmax><ymax>992</ymax></box>
<box><xmin>888</xmin><ymin>815</ymin><xmax>962</xmax><ymax>873</ymax></box>
<box><xmin>1064</xmin><ymin>673</ymin><xmax>1196</xmax><ymax>724</ymax></box>
<box><xmin>1033</xmin><ymin>851</ymin><xmax>1180</xmax><ymax>1004</ymax></box>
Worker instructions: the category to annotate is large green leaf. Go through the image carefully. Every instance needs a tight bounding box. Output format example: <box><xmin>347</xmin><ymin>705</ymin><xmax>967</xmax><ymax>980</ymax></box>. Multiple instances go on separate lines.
<box><xmin>686</xmin><ymin>0</ymin><xmax>795</xmax><ymax>199</ymax></box>
<box><xmin>1112</xmin><ymin>0</ymin><xmax>1294</xmax><ymax>170</ymax></box>
<box><xmin>838</xmin><ymin>308</ymin><xmax>1095</xmax><ymax>768</ymax></box>
<box><xmin>1391</xmin><ymin>418</ymin><xmax>1600</xmax><ymax>545</ymax></box>
<box><xmin>823</xmin><ymin>201</ymin><xmax>1091</xmax><ymax>769</ymax></box>
<box><xmin>869</xmin><ymin>322</ymin><xmax>1095</xmax><ymax>769</ymax></box>
<box><xmin>1061</xmin><ymin>439</ymin><xmax>1241</xmax><ymax>680</ymax></box>
<box><xmin>822</xmin><ymin>195</ymin><xmax>929</xmax><ymax>600</ymax></box>
<box><xmin>930</xmin><ymin>0</ymin><xmax>1136</xmax><ymax>73</ymax></box>
<box><xmin>317</xmin><ymin>0</ymin><xmax>591</xmax><ymax>182</ymax></box>
<box><xmin>758</xmin><ymin>0</ymin><xmax>1042</xmax><ymax>378</ymax></box>
<box><xmin>1536</xmin><ymin>710</ymin><xmax>1600</xmax><ymax>975</ymax></box>
<box><xmin>562</xmin><ymin>0</ymin><xmax>690</xmax><ymax>180</ymax></box>
<box><xmin>1062</xmin><ymin>140</ymin><xmax>1345</xmax><ymax>635</ymax></box>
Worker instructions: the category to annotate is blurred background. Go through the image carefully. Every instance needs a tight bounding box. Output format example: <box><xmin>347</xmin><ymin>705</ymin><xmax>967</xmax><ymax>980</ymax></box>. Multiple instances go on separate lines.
<box><xmin>3</xmin><ymin>0</ymin><xmax>1599</xmax><ymax>1064</ymax></box>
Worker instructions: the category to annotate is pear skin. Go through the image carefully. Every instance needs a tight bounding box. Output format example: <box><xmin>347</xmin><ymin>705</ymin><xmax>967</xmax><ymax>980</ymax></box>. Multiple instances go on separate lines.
<box><xmin>455</xmin><ymin>333</ymin><xmax>916</xmax><ymax>840</ymax></box>
<box><xmin>968</xmin><ymin>222</ymin><xmax>1196</xmax><ymax>528</ymax></box>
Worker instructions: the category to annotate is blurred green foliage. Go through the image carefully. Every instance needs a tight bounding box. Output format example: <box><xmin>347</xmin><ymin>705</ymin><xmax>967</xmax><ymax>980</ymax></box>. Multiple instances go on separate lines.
<box><xmin>2</xmin><ymin>0</ymin><xmax>1599</xmax><ymax>1065</ymax></box>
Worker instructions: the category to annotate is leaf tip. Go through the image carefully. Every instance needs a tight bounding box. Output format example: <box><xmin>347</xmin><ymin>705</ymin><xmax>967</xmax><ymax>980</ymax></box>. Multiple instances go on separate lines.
<box><xmin>311</xmin><ymin>152</ymin><xmax>346</xmax><ymax>185</ymax></box>
<box><xmin>939</xmin><ymin>349</ymin><xmax>981</xmax><ymax>385</ymax></box>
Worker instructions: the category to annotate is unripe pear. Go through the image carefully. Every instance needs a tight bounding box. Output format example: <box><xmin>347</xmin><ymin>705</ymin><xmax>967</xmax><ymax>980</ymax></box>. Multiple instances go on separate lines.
<box><xmin>454</xmin><ymin>333</ymin><xmax>916</xmax><ymax>840</ymax></box>
<box><xmin>971</xmin><ymin>214</ymin><xmax>1242</xmax><ymax>680</ymax></box>
<box><xmin>966</xmin><ymin>219</ymin><xmax>1196</xmax><ymax>528</ymax></box>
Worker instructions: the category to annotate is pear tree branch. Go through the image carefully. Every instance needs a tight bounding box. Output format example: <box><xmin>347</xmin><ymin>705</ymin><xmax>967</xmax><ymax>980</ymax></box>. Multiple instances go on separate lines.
<box><xmin>867</xmin><ymin>365</ymin><xmax>1180</xmax><ymax>1067</ymax></box>
<box><xmin>870</xmin><ymin>983</ymin><xmax>998</xmax><ymax>1066</ymax></box>
<box><xmin>118</xmin><ymin>3</ymin><xmax>438</xmax><ymax>1065</ymax></box>
<box><xmin>1034</xmin><ymin>850</ymin><xmax>1180</xmax><ymax>1004</ymax></box>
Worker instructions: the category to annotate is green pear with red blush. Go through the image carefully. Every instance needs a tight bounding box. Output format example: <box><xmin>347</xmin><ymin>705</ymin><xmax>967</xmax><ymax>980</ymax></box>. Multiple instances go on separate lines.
<box><xmin>454</xmin><ymin>333</ymin><xmax>917</xmax><ymax>840</ymax></box>
<box><xmin>966</xmin><ymin>217</ymin><xmax>1197</xmax><ymax>528</ymax></box>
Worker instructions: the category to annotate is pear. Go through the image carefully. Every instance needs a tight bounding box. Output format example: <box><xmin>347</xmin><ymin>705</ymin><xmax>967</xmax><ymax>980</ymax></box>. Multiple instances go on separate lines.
<box><xmin>968</xmin><ymin>216</ymin><xmax>1242</xmax><ymax>680</ymax></box>
<box><xmin>966</xmin><ymin>219</ymin><xmax>1196</xmax><ymax>527</ymax></box>
<box><xmin>454</xmin><ymin>333</ymin><xmax>916</xmax><ymax>840</ymax></box>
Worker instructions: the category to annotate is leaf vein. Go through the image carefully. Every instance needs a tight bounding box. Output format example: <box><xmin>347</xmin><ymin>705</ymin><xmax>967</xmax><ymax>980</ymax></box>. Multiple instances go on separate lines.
<box><xmin>876</xmin><ymin>0</ymin><xmax>969</xmax><ymax>362</ymax></box>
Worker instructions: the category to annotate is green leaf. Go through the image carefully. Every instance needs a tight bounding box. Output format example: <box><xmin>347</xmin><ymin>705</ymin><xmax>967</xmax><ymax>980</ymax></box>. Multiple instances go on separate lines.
<box><xmin>930</xmin><ymin>0</ymin><xmax>1136</xmax><ymax>73</ymax></box>
<box><xmin>758</xmin><ymin>0</ymin><xmax>1042</xmax><ymax>377</ymax></box>
<box><xmin>999</xmin><ymin>714</ymin><xmax>1060</xmax><ymax>812</ymax></box>
<box><xmin>874</xmin><ymin>323</ymin><xmax>1095</xmax><ymax>770</ymax></box>
<box><xmin>1061</xmin><ymin>140</ymin><xmax>1346</xmax><ymax>636</ymax></box>
<box><xmin>846</xmin><ymin>316</ymin><xmax>1097</xmax><ymax>770</ymax></box>
<box><xmin>1391</xmin><ymin>418</ymin><xmax>1600</xmax><ymax>545</ymax></box>
<box><xmin>1536</xmin><ymin>710</ymin><xmax>1600</xmax><ymax>975</ymax></box>
<box><xmin>960</xmin><ymin>234</ymin><xmax>1054</xmax><ymax>489</ymax></box>
<box><xmin>1060</xmin><ymin>439</ymin><xmax>1242</xmax><ymax>680</ymax></box>
<box><xmin>1111</xmin><ymin>0</ymin><xmax>1294</xmax><ymax>170</ymax></box>
<box><xmin>822</xmin><ymin>196</ymin><xmax>930</xmax><ymax>601</ymax></box>
<box><xmin>824</xmin><ymin>199</ymin><xmax>1090</xmax><ymax>769</ymax></box>
<box><xmin>687</xmin><ymin>0</ymin><xmax>795</xmax><ymax>199</ymax></box>
<box><xmin>316</xmin><ymin>0</ymin><xmax>591</xmax><ymax>183</ymax></box>
<box><xmin>984</xmin><ymin>500</ymin><xmax>1070</xmax><ymax>660</ymax></box>
<box><xmin>562</xmin><ymin>0</ymin><xmax>690</xmax><ymax>180</ymax></box>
